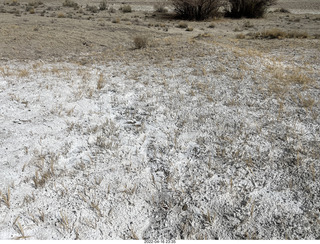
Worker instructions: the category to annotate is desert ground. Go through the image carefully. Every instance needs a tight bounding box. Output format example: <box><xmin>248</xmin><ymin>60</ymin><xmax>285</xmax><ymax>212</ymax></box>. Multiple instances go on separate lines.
<box><xmin>0</xmin><ymin>0</ymin><xmax>320</xmax><ymax>240</ymax></box>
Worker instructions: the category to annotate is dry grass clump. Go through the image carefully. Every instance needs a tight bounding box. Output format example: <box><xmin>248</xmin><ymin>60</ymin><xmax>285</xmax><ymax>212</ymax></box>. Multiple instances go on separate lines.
<box><xmin>13</xmin><ymin>217</ymin><xmax>31</xmax><ymax>240</ymax></box>
<box><xmin>177</xmin><ymin>21</ymin><xmax>188</xmax><ymax>28</ymax></box>
<box><xmin>270</xmin><ymin>66</ymin><xmax>314</xmax><ymax>88</ymax></box>
<box><xmin>32</xmin><ymin>170</ymin><xmax>51</xmax><ymax>188</ymax></box>
<box><xmin>97</xmin><ymin>73</ymin><xmax>105</xmax><ymax>89</ymax></box>
<box><xmin>250</xmin><ymin>29</ymin><xmax>309</xmax><ymax>39</ymax></box>
<box><xmin>285</xmin><ymin>31</ymin><xmax>309</xmax><ymax>39</ymax></box>
<box><xmin>0</xmin><ymin>188</ymin><xmax>11</xmax><ymax>208</ymax></box>
<box><xmin>18</xmin><ymin>69</ymin><xmax>29</xmax><ymax>77</ymax></box>
<box><xmin>31</xmin><ymin>154</ymin><xmax>57</xmax><ymax>189</ymax></box>
<box><xmin>285</xmin><ymin>68</ymin><xmax>314</xmax><ymax>85</ymax></box>
<box><xmin>57</xmin><ymin>12</ymin><xmax>66</xmax><ymax>18</ymax></box>
<box><xmin>133</xmin><ymin>36</ymin><xmax>148</xmax><ymax>49</ymax></box>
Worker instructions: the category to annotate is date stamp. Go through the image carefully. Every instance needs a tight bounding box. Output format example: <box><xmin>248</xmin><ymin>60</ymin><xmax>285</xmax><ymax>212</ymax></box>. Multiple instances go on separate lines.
<box><xmin>144</xmin><ymin>239</ymin><xmax>176</xmax><ymax>244</ymax></box>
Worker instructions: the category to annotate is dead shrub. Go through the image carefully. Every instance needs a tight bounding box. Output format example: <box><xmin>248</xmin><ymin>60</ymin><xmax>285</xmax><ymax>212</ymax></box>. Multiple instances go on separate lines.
<box><xmin>225</xmin><ymin>0</ymin><xmax>277</xmax><ymax>18</ymax></box>
<box><xmin>172</xmin><ymin>0</ymin><xmax>223</xmax><ymax>20</ymax></box>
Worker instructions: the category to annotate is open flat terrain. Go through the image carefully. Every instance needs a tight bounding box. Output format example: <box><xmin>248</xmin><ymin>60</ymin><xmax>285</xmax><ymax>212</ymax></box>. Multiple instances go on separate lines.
<box><xmin>0</xmin><ymin>0</ymin><xmax>320</xmax><ymax>240</ymax></box>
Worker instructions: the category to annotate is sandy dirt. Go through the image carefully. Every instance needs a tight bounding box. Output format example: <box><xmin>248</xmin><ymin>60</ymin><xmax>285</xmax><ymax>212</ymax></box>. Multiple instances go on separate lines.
<box><xmin>0</xmin><ymin>0</ymin><xmax>320</xmax><ymax>240</ymax></box>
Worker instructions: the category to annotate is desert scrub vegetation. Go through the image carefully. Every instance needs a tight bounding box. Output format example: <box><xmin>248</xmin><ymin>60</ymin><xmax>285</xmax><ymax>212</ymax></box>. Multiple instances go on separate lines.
<box><xmin>172</xmin><ymin>0</ymin><xmax>223</xmax><ymax>20</ymax></box>
<box><xmin>63</xmin><ymin>0</ymin><xmax>79</xmax><ymax>9</ymax></box>
<box><xmin>225</xmin><ymin>0</ymin><xmax>277</xmax><ymax>18</ymax></box>
<box><xmin>172</xmin><ymin>0</ymin><xmax>277</xmax><ymax>19</ymax></box>
<box><xmin>249</xmin><ymin>28</ymin><xmax>309</xmax><ymax>39</ymax></box>
<box><xmin>133</xmin><ymin>36</ymin><xmax>148</xmax><ymax>49</ymax></box>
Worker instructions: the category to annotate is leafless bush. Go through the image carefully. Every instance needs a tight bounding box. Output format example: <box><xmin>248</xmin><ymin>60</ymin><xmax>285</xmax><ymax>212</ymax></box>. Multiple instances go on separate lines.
<box><xmin>225</xmin><ymin>0</ymin><xmax>277</xmax><ymax>18</ymax></box>
<box><xmin>172</xmin><ymin>0</ymin><xmax>223</xmax><ymax>20</ymax></box>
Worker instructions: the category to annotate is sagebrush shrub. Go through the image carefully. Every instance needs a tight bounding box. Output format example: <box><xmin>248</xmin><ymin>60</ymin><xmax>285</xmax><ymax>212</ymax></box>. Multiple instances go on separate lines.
<box><xmin>172</xmin><ymin>0</ymin><xmax>223</xmax><ymax>20</ymax></box>
<box><xmin>225</xmin><ymin>0</ymin><xmax>277</xmax><ymax>18</ymax></box>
